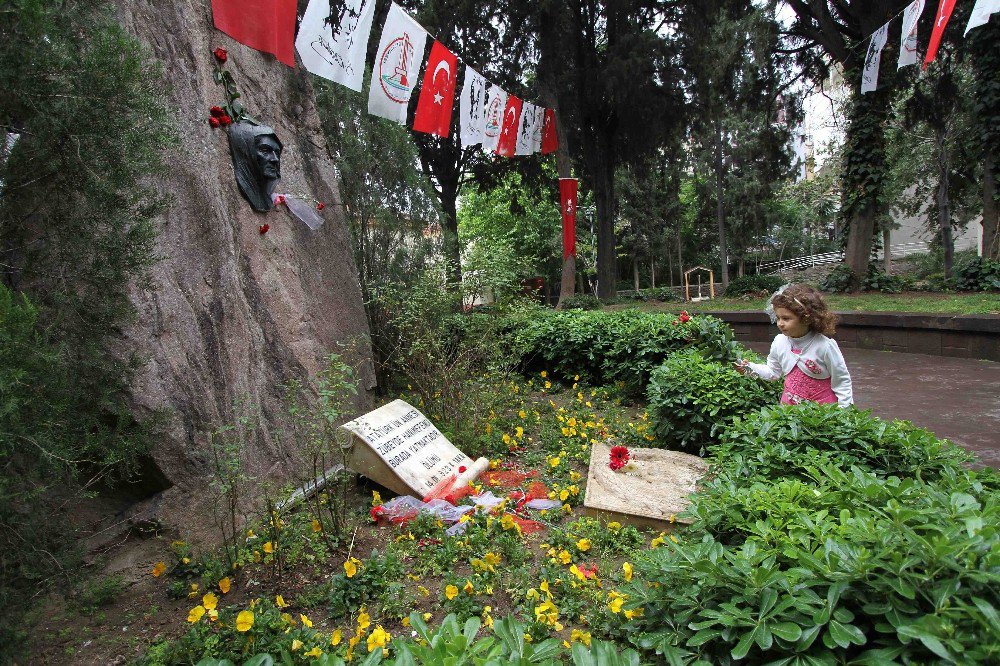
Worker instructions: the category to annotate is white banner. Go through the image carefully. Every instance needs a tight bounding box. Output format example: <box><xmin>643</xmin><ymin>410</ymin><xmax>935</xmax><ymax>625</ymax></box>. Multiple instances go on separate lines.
<box><xmin>515</xmin><ymin>102</ymin><xmax>540</xmax><ymax>155</ymax></box>
<box><xmin>368</xmin><ymin>2</ymin><xmax>428</xmax><ymax>124</ymax></box>
<box><xmin>531</xmin><ymin>105</ymin><xmax>544</xmax><ymax>153</ymax></box>
<box><xmin>295</xmin><ymin>0</ymin><xmax>376</xmax><ymax>91</ymax></box>
<box><xmin>459</xmin><ymin>66</ymin><xmax>488</xmax><ymax>147</ymax></box>
<box><xmin>898</xmin><ymin>0</ymin><xmax>925</xmax><ymax>69</ymax></box>
<box><xmin>481</xmin><ymin>84</ymin><xmax>507</xmax><ymax>152</ymax></box>
<box><xmin>861</xmin><ymin>21</ymin><xmax>890</xmax><ymax>94</ymax></box>
<box><xmin>966</xmin><ymin>0</ymin><xmax>1000</xmax><ymax>35</ymax></box>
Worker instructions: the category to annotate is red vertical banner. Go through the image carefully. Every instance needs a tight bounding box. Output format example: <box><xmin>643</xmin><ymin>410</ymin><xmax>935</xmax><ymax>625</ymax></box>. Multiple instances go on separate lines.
<box><xmin>541</xmin><ymin>109</ymin><xmax>559</xmax><ymax>154</ymax></box>
<box><xmin>495</xmin><ymin>95</ymin><xmax>522</xmax><ymax>157</ymax></box>
<box><xmin>559</xmin><ymin>178</ymin><xmax>578</xmax><ymax>259</ymax></box>
<box><xmin>924</xmin><ymin>0</ymin><xmax>957</xmax><ymax>69</ymax></box>
<box><xmin>413</xmin><ymin>41</ymin><xmax>459</xmax><ymax>137</ymax></box>
<box><xmin>211</xmin><ymin>0</ymin><xmax>297</xmax><ymax>67</ymax></box>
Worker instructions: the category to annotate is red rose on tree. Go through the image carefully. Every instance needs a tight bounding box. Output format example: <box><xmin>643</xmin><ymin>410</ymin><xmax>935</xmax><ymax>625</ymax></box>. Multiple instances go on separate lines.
<box><xmin>213</xmin><ymin>47</ymin><xmax>228</xmax><ymax>63</ymax></box>
<box><xmin>679</xmin><ymin>310</ymin><xmax>691</xmax><ymax>323</ymax></box>
<box><xmin>609</xmin><ymin>445</ymin><xmax>630</xmax><ymax>471</ymax></box>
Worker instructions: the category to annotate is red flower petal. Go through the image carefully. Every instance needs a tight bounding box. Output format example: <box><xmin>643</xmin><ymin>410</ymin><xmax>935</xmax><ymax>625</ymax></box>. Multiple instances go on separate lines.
<box><xmin>209</xmin><ymin>117</ymin><xmax>220</xmax><ymax>128</ymax></box>
<box><xmin>458</xmin><ymin>465</ymin><xmax>467</xmax><ymax>473</ymax></box>
<box><xmin>213</xmin><ymin>47</ymin><xmax>228</xmax><ymax>63</ymax></box>
<box><xmin>258</xmin><ymin>224</ymin><xmax>269</xmax><ymax>235</ymax></box>
<box><xmin>219</xmin><ymin>115</ymin><xmax>232</xmax><ymax>127</ymax></box>
<box><xmin>210</xmin><ymin>106</ymin><xmax>225</xmax><ymax>118</ymax></box>
<box><xmin>316</xmin><ymin>202</ymin><xmax>325</xmax><ymax>210</ymax></box>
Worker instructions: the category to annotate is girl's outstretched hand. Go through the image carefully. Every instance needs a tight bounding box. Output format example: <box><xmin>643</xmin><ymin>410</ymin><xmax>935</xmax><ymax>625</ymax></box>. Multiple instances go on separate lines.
<box><xmin>733</xmin><ymin>359</ymin><xmax>750</xmax><ymax>375</ymax></box>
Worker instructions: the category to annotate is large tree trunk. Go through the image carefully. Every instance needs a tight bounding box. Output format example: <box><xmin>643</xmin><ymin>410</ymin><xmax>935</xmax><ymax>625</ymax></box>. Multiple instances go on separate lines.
<box><xmin>438</xmin><ymin>179</ymin><xmax>462</xmax><ymax>288</ymax></box>
<box><xmin>633</xmin><ymin>258</ymin><xmax>640</xmax><ymax>290</ymax></box>
<box><xmin>714</xmin><ymin>121</ymin><xmax>729</xmax><ymax>291</ymax></box>
<box><xmin>983</xmin><ymin>150</ymin><xmax>999</xmax><ymax>260</ymax></box>
<box><xmin>936</xmin><ymin>131</ymin><xmax>954</xmax><ymax>278</ymax></box>
<box><xmin>594</xmin><ymin>147</ymin><xmax>617</xmax><ymax>299</ymax></box>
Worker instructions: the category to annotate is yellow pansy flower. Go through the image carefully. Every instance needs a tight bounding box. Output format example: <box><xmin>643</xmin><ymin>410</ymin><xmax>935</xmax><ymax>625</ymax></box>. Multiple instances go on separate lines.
<box><xmin>606</xmin><ymin>521</ymin><xmax>620</xmax><ymax>530</ymax></box>
<box><xmin>515</xmin><ymin>426</ymin><xmax>524</xmax><ymax>438</ymax></box>
<box><xmin>367</xmin><ymin>625</ymin><xmax>390</xmax><ymax>653</ymax></box>
<box><xmin>300</xmin><ymin>613</ymin><xmax>313</xmax><ymax>628</ymax></box>
<box><xmin>463</xmin><ymin>580</ymin><xmax>475</xmax><ymax>594</ymax></box>
<box><xmin>344</xmin><ymin>557</ymin><xmax>362</xmax><ymax>578</ymax></box>
<box><xmin>218</xmin><ymin>577</ymin><xmax>231</xmax><ymax>594</ymax></box>
<box><xmin>623</xmin><ymin>562</ymin><xmax>634</xmax><ymax>582</ymax></box>
<box><xmin>235</xmin><ymin>610</ymin><xmax>254</xmax><ymax>632</ymax></box>
<box><xmin>540</xmin><ymin>371</ymin><xmax>548</xmax><ymax>378</ymax></box>
<box><xmin>291</xmin><ymin>639</ymin><xmax>304</xmax><ymax>651</ymax></box>
<box><xmin>330</xmin><ymin>629</ymin><xmax>343</xmax><ymax>646</ymax></box>
<box><xmin>202</xmin><ymin>593</ymin><xmax>218</xmax><ymax>611</ymax></box>
<box><xmin>356</xmin><ymin>607</ymin><xmax>371</xmax><ymax>630</ymax></box>
<box><xmin>576</xmin><ymin>538</ymin><xmax>591</xmax><ymax>552</ymax></box>
<box><xmin>445</xmin><ymin>584</ymin><xmax>458</xmax><ymax>600</ymax></box>
<box><xmin>549</xmin><ymin>457</ymin><xmax>561</xmax><ymax>468</ymax></box>
<box><xmin>559</xmin><ymin>489</ymin><xmax>570</xmax><ymax>501</ymax></box>
<box><xmin>262</xmin><ymin>541</ymin><xmax>274</xmax><ymax>554</ymax></box>
<box><xmin>519</xmin><ymin>410</ymin><xmax>527</xmax><ymax>419</ymax></box>
<box><xmin>151</xmin><ymin>561</ymin><xmax>166</xmax><ymax>577</ymax></box>
<box><xmin>571</xmin><ymin>629</ymin><xmax>592</xmax><ymax>647</ymax></box>
<box><xmin>312</xmin><ymin>519</ymin><xmax>322</xmax><ymax>533</ymax></box>
<box><xmin>276</xmin><ymin>594</ymin><xmax>289</xmax><ymax>608</ymax></box>
<box><xmin>304</xmin><ymin>646</ymin><xmax>323</xmax><ymax>658</ymax></box>
<box><xmin>187</xmin><ymin>605</ymin><xmax>206</xmax><ymax>623</ymax></box>
<box><xmin>624</xmin><ymin>607</ymin><xmax>644</xmax><ymax>620</ymax></box>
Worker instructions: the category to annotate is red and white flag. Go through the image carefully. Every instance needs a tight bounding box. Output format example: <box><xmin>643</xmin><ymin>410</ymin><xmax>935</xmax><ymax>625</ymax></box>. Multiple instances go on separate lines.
<box><xmin>295</xmin><ymin>0</ymin><xmax>376</xmax><ymax>91</ymax></box>
<box><xmin>898</xmin><ymin>0</ymin><xmax>925</xmax><ymax>69</ymax></box>
<box><xmin>495</xmin><ymin>94</ymin><xmax>522</xmax><ymax>158</ymax></box>
<box><xmin>481</xmin><ymin>85</ymin><xmax>507</xmax><ymax>152</ymax></box>
<box><xmin>924</xmin><ymin>0</ymin><xmax>957</xmax><ymax>69</ymax></box>
<box><xmin>559</xmin><ymin>178</ymin><xmax>578</xmax><ymax>259</ymax></box>
<box><xmin>413</xmin><ymin>41</ymin><xmax>459</xmax><ymax>137</ymax></box>
<box><xmin>211</xmin><ymin>0</ymin><xmax>297</xmax><ymax>67</ymax></box>
<box><xmin>541</xmin><ymin>109</ymin><xmax>558</xmax><ymax>154</ymax></box>
<box><xmin>966</xmin><ymin>0</ymin><xmax>1000</xmax><ymax>35</ymax></box>
<box><xmin>368</xmin><ymin>2</ymin><xmax>428</xmax><ymax>124</ymax></box>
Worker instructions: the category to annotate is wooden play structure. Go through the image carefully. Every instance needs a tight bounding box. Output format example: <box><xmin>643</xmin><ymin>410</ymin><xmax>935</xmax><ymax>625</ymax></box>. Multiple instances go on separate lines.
<box><xmin>684</xmin><ymin>266</ymin><xmax>715</xmax><ymax>302</ymax></box>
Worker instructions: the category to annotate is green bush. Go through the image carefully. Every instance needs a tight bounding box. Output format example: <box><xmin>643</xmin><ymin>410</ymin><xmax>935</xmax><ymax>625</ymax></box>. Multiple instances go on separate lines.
<box><xmin>954</xmin><ymin>258</ymin><xmax>1000</xmax><ymax>291</ymax></box>
<box><xmin>819</xmin><ymin>264</ymin><xmax>855</xmax><ymax>293</ymax></box>
<box><xmin>861</xmin><ymin>266</ymin><xmax>910</xmax><ymax>293</ymax></box>
<box><xmin>724</xmin><ymin>274</ymin><xmax>785</xmax><ymax>297</ymax></box>
<box><xmin>560</xmin><ymin>294</ymin><xmax>603</xmax><ymax>310</ymax></box>
<box><xmin>645</xmin><ymin>350</ymin><xmax>780</xmax><ymax>454</ymax></box>
<box><xmin>628</xmin><ymin>404</ymin><xmax>999</xmax><ymax>664</ymax></box>
<box><xmin>510</xmin><ymin>308</ymin><xmax>743</xmax><ymax>393</ymax></box>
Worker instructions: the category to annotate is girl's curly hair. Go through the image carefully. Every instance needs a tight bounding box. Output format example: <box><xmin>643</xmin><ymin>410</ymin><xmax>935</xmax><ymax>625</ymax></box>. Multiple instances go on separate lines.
<box><xmin>770</xmin><ymin>283</ymin><xmax>837</xmax><ymax>336</ymax></box>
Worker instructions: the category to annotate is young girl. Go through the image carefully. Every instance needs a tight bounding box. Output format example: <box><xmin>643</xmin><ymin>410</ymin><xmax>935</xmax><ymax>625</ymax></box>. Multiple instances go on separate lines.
<box><xmin>739</xmin><ymin>284</ymin><xmax>853</xmax><ymax>407</ymax></box>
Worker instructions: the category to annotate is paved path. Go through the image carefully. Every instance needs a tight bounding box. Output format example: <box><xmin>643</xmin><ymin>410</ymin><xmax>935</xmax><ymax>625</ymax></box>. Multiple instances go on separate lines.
<box><xmin>747</xmin><ymin>343</ymin><xmax>1000</xmax><ymax>468</ymax></box>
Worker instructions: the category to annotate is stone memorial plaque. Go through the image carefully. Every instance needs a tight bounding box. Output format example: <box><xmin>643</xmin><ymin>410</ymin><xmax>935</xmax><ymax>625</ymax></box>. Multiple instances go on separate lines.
<box><xmin>341</xmin><ymin>399</ymin><xmax>488</xmax><ymax>498</ymax></box>
<box><xmin>583</xmin><ymin>442</ymin><xmax>709</xmax><ymax>529</ymax></box>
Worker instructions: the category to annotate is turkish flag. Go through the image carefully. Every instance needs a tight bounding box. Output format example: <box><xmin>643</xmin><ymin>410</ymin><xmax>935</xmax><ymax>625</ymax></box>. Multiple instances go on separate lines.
<box><xmin>413</xmin><ymin>41</ymin><xmax>459</xmax><ymax>137</ymax></box>
<box><xmin>211</xmin><ymin>0</ymin><xmax>297</xmax><ymax>67</ymax></box>
<box><xmin>541</xmin><ymin>109</ymin><xmax>559</xmax><ymax>154</ymax></box>
<box><xmin>560</xmin><ymin>178</ymin><xmax>578</xmax><ymax>259</ymax></box>
<box><xmin>495</xmin><ymin>94</ymin><xmax>522</xmax><ymax>158</ymax></box>
<box><xmin>923</xmin><ymin>0</ymin><xmax>957</xmax><ymax>69</ymax></box>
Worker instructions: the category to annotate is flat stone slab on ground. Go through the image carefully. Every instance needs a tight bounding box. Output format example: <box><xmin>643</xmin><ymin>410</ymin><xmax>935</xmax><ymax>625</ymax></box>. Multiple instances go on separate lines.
<box><xmin>341</xmin><ymin>399</ymin><xmax>488</xmax><ymax>497</ymax></box>
<box><xmin>584</xmin><ymin>442</ymin><xmax>708</xmax><ymax>529</ymax></box>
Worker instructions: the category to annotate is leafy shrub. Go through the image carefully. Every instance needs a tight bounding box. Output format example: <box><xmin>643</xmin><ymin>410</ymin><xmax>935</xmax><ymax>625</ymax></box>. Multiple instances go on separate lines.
<box><xmin>819</xmin><ymin>264</ymin><xmax>855</xmax><ymax>293</ymax></box>
<box><xmin>560</xmin><ymin>294</ymin><xmax>603</xmax><ymax>310</ymax></box>
<box><xmin>954</xmin><ymin>258</ymin><xmax>1000</xmax><ymax>291</ymax></box>
<box><xmin>861</xmin><ymin>266</ymin><xmax>909</xmax><ymax>293</ymax></box>
<box><xmin>628</xmin><ymin>404</ymin><xmax>999</xmax><ymax>664</ymax></box>
<box><xmin>510</xmin><ymin>308</ymin><xmax>743</xmax><ymax>393</ymax></box>
<box><xmin>724</xmin><ymin>274</ymin><xmax>785</xmax><ymax>297</ymax></box>
<box><xmin>645</xmin><ymin>350</ymin><xmax>780</xmax><ymax>454</ymax></box>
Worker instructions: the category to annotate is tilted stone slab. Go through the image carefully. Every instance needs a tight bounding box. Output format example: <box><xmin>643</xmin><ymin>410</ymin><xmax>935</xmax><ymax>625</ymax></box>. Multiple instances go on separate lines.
<box><xmin>583</xmin><ymin>442</ymin><xmax>708</xmax><ymax>529</ymax></box>
<box><xmin>341</xmin><ymin>400</ymin><xmax>488</xmax><ymax>498</ymax></box>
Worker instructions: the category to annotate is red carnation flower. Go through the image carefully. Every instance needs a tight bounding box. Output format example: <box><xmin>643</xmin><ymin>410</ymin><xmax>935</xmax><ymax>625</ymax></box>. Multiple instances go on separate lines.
<box><xmin>210</xmin><ymin>106</ymin><xmax>225</xmax><ymax>118</ymax></box>
<box><xmin>609</xmin><ymin>445</ymin><xmax>630</xmax><ymax>471</ymax></box>
<box><xmin>316</xmin><ymin>202</ymin><xmax>325</xmax><ymax>210</ymax></box>
<box><xmin>458</xmin><ymin>465</ymin><xmax>467</xmax><ymax>473</ymax></box>
<box><xmin>679</xmin><ymin>310</ymin><xmax>691</xmax><ymax>323</ymax></box>
<box><xmin>369</xmin><ymin>505</ymin><xmax>384</xmax><ymax>522</ymax></box>
<box><xmin>219</xmin><ymin>115</ymin><xmax>233</xmax><ymax>127</ymax></box>
<box><xmin>213</xmin><ymin>47</ymin><xmax>228</xmax><ymax>63</ymax></box>
<box><xmin>209</xmin><ymin>117</ymin><xmax>220</xmax><ymax>128</ymax></box>
<box><xmin>578</xmin><ymin>563</ymin><xmax>598</xmax><ymax>579</ymax></box>
<box><xmin>259</xmin><ymin>223</ymin><xmax>269</xmax><ymax>235</ymax></box>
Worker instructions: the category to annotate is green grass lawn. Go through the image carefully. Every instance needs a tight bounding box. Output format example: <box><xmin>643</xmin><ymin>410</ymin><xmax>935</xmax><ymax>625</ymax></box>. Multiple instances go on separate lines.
<box><xmin>614</xmin><ymin>291</ymin><xmax>1000</xmax><ymax>315</ymax></box>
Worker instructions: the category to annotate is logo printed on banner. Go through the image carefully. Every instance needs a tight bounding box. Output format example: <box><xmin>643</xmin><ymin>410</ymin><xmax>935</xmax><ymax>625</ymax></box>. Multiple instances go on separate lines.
<box><xmin>897</xmin><ymin>0</ymin><xmax>925</xmax><ymax>69</ymax></box>
<box><xmin>459</xmin><ymin>67</ymin><xmax>488</xmax><ymax>147</ymax></box>
<box><xmin>368</xmin><ymin>3</ymin><xmax>427</xmax><ymax>123</ymax></box>
<box><xmin>485</xmin><ymin>95</ymin><xmax>503</xmax><ymax>138</ymax></box>
<box><xmin>379</xmin><ymin>33</ymin><xmax>416</xmax><ymax>103</ymax></box>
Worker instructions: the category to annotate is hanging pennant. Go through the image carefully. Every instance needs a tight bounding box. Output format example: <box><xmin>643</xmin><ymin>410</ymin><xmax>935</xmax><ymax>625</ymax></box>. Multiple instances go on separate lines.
<box><xmin>898</xmin><ymin>0</ymin><xmax>925</xmax><ymax>69</ymax></box>
<box><xmin>515</xmin><ymin>102</ymin><xmax>540</xmax><ymax>156</ymax></box>
<box><xmin>966</xmin><ymin>0</ymin><xmax>1000</xmax><ymax>35</ymax></box>
<box><xmin>495</xmin><ymin>95</ymin><xmax>522</xmax><ymax>158</ymax></box>
<box><xmin>861</xmin><ymin>21</ymin><xmax>890</xmax><ymax>94</ymax></box>
<box><xmin>459</xmin><ymin>67</ymin><xmax>488</xmax><ymax>147</ymax></box>
<box><xmin>211</xmin><ymin>0</ymin><xmax>297</xmax><ymax>67</ymax></box>
<box><xmin>924</xmin><ymin>0</ymin><xmax>957</xmax><ymax>69</ymax></box>
<box><xmin>482</xmin><ymin>85</ymin><xmax>508</xmax><ymax>153</ymax></box>
<box><xmin>541</xmin><ymin>109</ymin><xmax>559</xmax><ymax>154</ymax></box>
<box><xmin>368</xmin><ymin>2</ymin><xmax>429</xmax><ymax>124</ymax></box>
<box><xmin>559</xmin><ymin>178</ymin><xmax>578</xmax><ymax>259</ymax></box>
<box><xmin>295</xmin><ymin>0</ymin><xmax>376</xmax><ymax>91</ymax></box>
<box><xmin>413</xmin><ymin>41</ymin><xmax>459</xmax><ymax>137</ymax></box>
